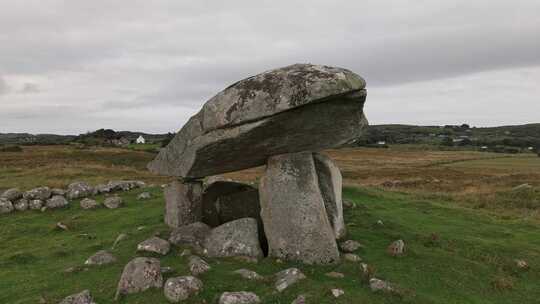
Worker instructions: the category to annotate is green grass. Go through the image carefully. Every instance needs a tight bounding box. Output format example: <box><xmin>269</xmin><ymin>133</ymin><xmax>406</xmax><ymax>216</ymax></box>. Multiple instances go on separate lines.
<box><xmin>2</xmin><ymin>187</ymin><xmax>540</xmax><ymax>303</ymax></box>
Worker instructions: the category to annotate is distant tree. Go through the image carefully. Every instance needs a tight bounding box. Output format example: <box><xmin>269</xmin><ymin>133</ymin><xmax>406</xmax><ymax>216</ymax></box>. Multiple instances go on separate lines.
<box><xmin>460</xmin><ymin>124</ymin><xmax>470</xmax><ymax>129</ymax></box>
<box><xmin>441</xmin><ymin>137</ymin><xmax>453</xmax><ymax>147</ymax></box>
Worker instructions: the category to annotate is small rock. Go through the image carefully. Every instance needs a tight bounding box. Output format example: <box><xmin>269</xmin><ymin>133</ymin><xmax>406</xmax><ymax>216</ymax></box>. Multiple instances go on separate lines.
<box><xmin>274</xmin><ymin>268</ymin><xmax>306</xmax><ymax>292</ymax></box>
<box><xmin>137</xmin><ymin>226</ymin><xmax>146</xmax><ymax>231</ymax></box>
<box><xmin>59</xmin><ymin>290</ymin><xmax>95</xmax><ymax>304</ymax></box>
<box><xmin>137</xmin><ymin>192</ymin><xmax>151</xmax><ymax>200</ymax></box>
<box><xmin>331</xmin><ymin>288</ymin><xmax>345</xmax><ymax>298</ymax></box>
<box><xmin>1</xmin><ymin>188</ymin><xmax>22</xmax><ymax>201</ymax></box>
<box><xmin>66</xmin><ymin>182</ymin><xmax>94</xmax><ymax>200</ymax></box>
<box><xmin>13</xmin><ymin>199</ymin><xmax>29</xmax><ymax>211</ymax></box>
<box><xmin>29</xmin><ymin>199</ymin><xmax>43</xmax><ymax>210</ymax></box>
<box><xmin>339</xmin><ymin>240</ymin><xmax>363</xmax><ymax>253</ymax></box>
<box><xmin>115</xmin><ymin>257</ymin><xmax>163</xmax><ymax>299</ymax></box>
<box><xmin>325</xmin><ymin>271</ymin><xmax>344</xmax><ymax>279</ymax></box>
<box><xmin>342</xmin><ymin>199</ymin><xmax>353</xmax><ymax>209</ymax></box>
<box><xmin>80</xmin><ymin>198</ymin><xmax>99</xmax><ymax>209</ymax></box>
<box><xmin>46</xmin><ymin>195</ymin><xmax>69</xmax><ymax>209</ymax></box>
<box><xmin>188</xmin><ymin>255</ymin><xmax>211</xmax><ymax>276</ymax></box>
<box><xmin>164</xmin><ymin>276</ymin><xmax>203</xmax><ymax>302</ymax></box>
<box><xmin>23</xmin><ymin>186</ymin><xmax>52</xmax><ymax>200</ymax></box>
<box><xmin>369</xmin><ymin>278</ymin><xmax>394</xmax><ymax>293</ymax></box>
<box><xmin>343</xmin><ymin>253</ymin><xmax>362</xmax><ymax>262</ymax></box>
<box><xmin>56</xmin><ymin>222</ymin><xmax>69</xmax><ymax>231</ymax></box>
<box><xmin>376</xmin><ymin>219</ymin><xmax>384</xmax><ymax>226</ymax></box>
<box><xmin>291</xmin><ymin>295</ymin><xmax>306</xmax><ymax>304</ymax></box>
<box><xmin>515</xmin><ymin>259</ymin><xmax>529</xmax><ymax>270</ymax></box>
<box><xmin>387</xmin><ymin>239</ymin><xmax>405</xmax><ymax>256</ymax></box>
<box><xmin>103</xmin><ymin>196</ymin><xmax>123</xmax><ymax>209</ymax></box>
<box><xmin>85</xmin><ymin>250</ymin><xmax>116</xmax><ymax>266</ymax></box>
<box><xmin>137</xmin><ymin>236</ymin><xmax>171</xmax><ymax>255</ymax></box>
<box><xmin>219</xmin><ymin>291</ymin><xmax>261</xmax><ymax>304</ymax></box>
<box><xmin>0</xmin><ymin>198</ymin><xmax>14</xmax><ymax>214</ymax></box>
<box><xmin>112</xmin><ymin>233</ymin><xmax>128</xmax><ymax>250</ymax></box>
<box><xmin>233</xmin><ymin>269</ymin><xmax>264</xmax><ymax>280</ymax></box>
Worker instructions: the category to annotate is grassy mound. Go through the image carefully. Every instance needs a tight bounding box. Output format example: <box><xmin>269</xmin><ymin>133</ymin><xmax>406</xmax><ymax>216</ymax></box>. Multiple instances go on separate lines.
<box><xmin>1</xmin><ymin>187</ymin><xmax>539</xmax><ymax>303</ymax></box>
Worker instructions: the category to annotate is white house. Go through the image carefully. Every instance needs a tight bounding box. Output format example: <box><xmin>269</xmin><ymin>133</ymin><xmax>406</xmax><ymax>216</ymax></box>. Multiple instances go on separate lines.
<box><xmin>136</xmin><ymin>135</ymin><xmax>146</xmax><ymax>144</ymax></box>
<box><xmin>377</xmin><ymin>141</ymin><xmax>386</xmax><ymax>145</ymax></box>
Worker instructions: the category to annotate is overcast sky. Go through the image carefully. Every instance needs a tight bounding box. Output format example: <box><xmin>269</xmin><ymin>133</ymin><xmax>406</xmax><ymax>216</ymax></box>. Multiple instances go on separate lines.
<box><xmin>1</xmin><ymin>1</ymin><xmax>539</xmax><ymax>134</ymax></box>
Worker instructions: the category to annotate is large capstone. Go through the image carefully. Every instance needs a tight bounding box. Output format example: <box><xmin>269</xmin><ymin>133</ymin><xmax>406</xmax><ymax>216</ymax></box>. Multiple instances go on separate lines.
<box><xmin>148</xmin><ymin>64</ymin><xmax>367</xmax><ymax>178</ymax></box>
<box><xmin>313</xmin><ymin>153</ymin><xmax>346</xmax><ymax>239</ymax></box>
<box><xmin>164</xmin><ymin>180</ymin><xmax>203</xmax><ymax>228</ymax></box>
<box><xmin>259</xmin><ymin>152</ymin><xmax>340</xmax><ymax>264</ymax></box>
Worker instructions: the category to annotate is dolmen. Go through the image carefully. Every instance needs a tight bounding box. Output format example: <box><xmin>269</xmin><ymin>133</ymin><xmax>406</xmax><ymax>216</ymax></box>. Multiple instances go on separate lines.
<box><xmin>149</xmin><ymin>64</ymin><xmax>368</xmax><ymax>264</ymax></box>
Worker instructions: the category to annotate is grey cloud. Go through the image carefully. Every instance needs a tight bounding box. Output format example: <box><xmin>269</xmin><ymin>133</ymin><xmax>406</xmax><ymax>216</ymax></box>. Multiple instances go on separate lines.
<box><xmin>19</xmin><ymin>82</ymin><xmax>40</xmax><ymax>94</ymax></box>
<box><xmin>0</xmin><ymin>76</ymin><xmax>8</xmax><ymax>95</ymax></box>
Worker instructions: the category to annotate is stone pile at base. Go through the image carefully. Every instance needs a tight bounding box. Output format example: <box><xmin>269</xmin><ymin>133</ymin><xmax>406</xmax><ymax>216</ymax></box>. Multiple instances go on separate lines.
<box><xmin>149</xmin><ymin>63</ymin><xmax>368</xmax><ymax>264</ymax></box>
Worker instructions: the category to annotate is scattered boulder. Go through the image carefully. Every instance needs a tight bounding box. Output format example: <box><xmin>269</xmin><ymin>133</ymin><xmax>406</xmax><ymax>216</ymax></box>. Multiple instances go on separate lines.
<box><xmin>331</xmin><ymin>288</ymin><xmax>345</xmax><ymax>298</ymax></box>
<box><xmin>218</xmin><ymin>291</ymin><xmax>261</xmax><ymax>304</ymax></box>
<box><xmin>115</xmin><ymin>257</ymin><xmax>163</xmax><ymax>299</ymax></box>
<box><xmin>274</xmin><ymin>268</ymin><xmax>306</xmax><ymax>292</ymax></box>
<box><xmin>387</xmin><ymin>240</ymin><xmax>405</xmax><ymax>256</ymax></box>
<box><xmin>85</xmin><ymin>250</ymin><xmax>117</xmax><ymax>266</ymax></box>
<box><xmin>80</xmin><ymin>198</ymin><xmax>99</xmax><ymax>209</ymax></box>
<box><xmin>137</xmin><ymin>192</ymin><xmax>151</xmax><ymax>200</ymax></box>
<box><xmin>148</xmin><ymin>63</ymin><xmax>367</xmax><ymax>178</ymax></box>
<box><xmin>369</xmin><ymin>278</ymin><xmax>394</xmax><ymax>293</ymax></box>
<box><xmin>1</xmin><ymin>188</ymin><xmax>22</xmax><ymax>201</ymax></box>
<box><xmin>0</xmin><ymin>198</ymin><xmax>14</xmax><ymax>214</ymax></box>
<box><xmin>46</xmin><ymin>195</ymin><xmax>69</xmax><ymax>209</ymax></box>
<box><xmin>164</xmin><ymin>180</ymin><xmax>203</xmax><ymax>228</ymax></box>
<box><xmin>137</xmin><ymin>237</ymin><xmax>171</xmax><ymax>255</ymax></box>
<box><xmin>103</xmin><ymin>196</ymin><xmax>123</xmax><ymax>209</ymax></box>
<box><xmin>203</xmin><ymin>218</ymin><xmax>263</xmax><ymax>258</ymax></box>
<box><xmin>169</xmin><ymin>222</ymin><xmax>211</xmax><ymax>248</ymax></box>
<box><xmin>59</xmin><ymin>290</ymin><xmax>96</xmax><ymax>304</ymax></box>
<box><xmin>28</xmin><ymin>199</ymin><xmax>43</xmax><ymax>210</ymax></box>
<box><xmin>188</xmin><ymin>255</ymin><xmax>211</xmax><ymax>276</ymax></box>
<box><xmin>339</xmin><ymin>240</ymin><xmax>363</xmax><ymax>253</ymax></box>
<box><xmin>233</xmin><ymin>269</ymin><xmax>264</xmax><ymax>281</ymax></box>
<box><xmin>291</xmin><ymin>295</ymin><xmax>306</xmax><ymax>304</ymax></box>
<box><xmin>66</xmin><ymin>182</ymin><xmax>94</xmax><ymax>200</ymax></box>
<box><xmin>325</xmin><ymin>271</ymin><xmax>344</xmax><ymax>279</ymax></box>
<box><xmin>313</xmin><ymin>153</ymin><xmax>346</xmax><ymax>239</ymax></box>
<box><xmin>51</xmin><ymin>188</ymin><xmax>66</xmax><ymax>196</ymax></box>
<box><xmin>163</xmin><ymin>276</ymin><xmax>203</xmax><ymax>302</ymax></box>
<box><xmin>13</xmin><ymin>199</ymin><xmax>29</xmax><ymax>211</ymax></box>
<box><xmin>343</xmin><ymin>253</ymin><xmax>362</xmax><ymax>262</ymax></box>
<box><xmin>23</xmin><ymin>186</ymin><xmax>51</xmax><ymax>200</ymax></box>
<box><xmin>259</xmin><ymin>152</ymin><xmax>340</xmax><ymax>264</ymax></box>
<box><xmin>515</xmin><ymin>259</ymin><xmax>529</xmax><ymax>270</ymax></box>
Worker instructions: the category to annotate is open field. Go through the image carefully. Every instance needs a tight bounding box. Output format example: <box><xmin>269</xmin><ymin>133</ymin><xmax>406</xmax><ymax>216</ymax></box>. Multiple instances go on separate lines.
<box><xmin>1</xmin><ymin>145</ymin><xmax>540</xmax><ymax>303</ymax></box>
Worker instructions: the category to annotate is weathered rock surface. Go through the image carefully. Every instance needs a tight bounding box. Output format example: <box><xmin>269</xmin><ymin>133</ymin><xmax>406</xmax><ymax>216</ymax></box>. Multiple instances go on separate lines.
<box><xmin>169</xmin><ymin>222</ymin><xmax>211</xmax><ymax>247</ymax></box>
<box><xmin>203</xmin><ymin>218</ymin><xmax>263</xmax><ymax>258</ymax></box>
<box><xmin>115</xmin><ymin>257</ymin><xmax>163</xmax><ymax>299</ymax></box>
<box><xmin>0</xmin><ymin>198</ymin><xmax>14</xmax><ymax>214</ymax></box>
<box><xmin>164</xmin><ymin>180</ymin><xmax>203</xmax><ymax>228</ymax></box>
<box><xmin>28</xmin><ymin>199</ymin><xmax>43</xmax><ymax>210</ymax></box>
<box><xmin>343</xmin><ymin>253</ymin><xmax>362</xmax><ymax>262</ymax></box>
<box><xmin>13</xmin><ymin>199</ymin><xmax>29</xmax><ymax>211</ymax></box>
<box><xmin>325</xmin><ymin>271</ymin><xmax>345</xmax><ymax>279</ymax></box>
<box><xmin>387</xmin><ymin>239</ymin><xmax>405</xmax><ymax>256</ymax></box>
<box><xmin>66</xmin><ymin>182</ymin><xmax>94</xmax><ymax>200</ymax></box>
<box><xmin>369</xmin><ymin>278</ymin><xmax>394</xmax><ymax>293</ymax></box>
<box><xmin>103</xmin><ymin>196</ymin><xmax>123</xmax><ymax>209</ymax></box>
<box><xmin>85</xmin><ymin>250</ymin><xmax>117</xmax><ymax>266</ymax></box>
<box><xmin>59</xmin><ymin>290</ymin><xmax>96</xmax><ymax>304</ymax></box>
<box><xmin>313</xmin><ymin>153</ymin><xmax>346</xmax><ymax>239</ymax></box>
<box><xmin>148</xmin><ymin>64</ymin><xmax>367</xmax><ymax>178</ymax></box>
<box><xmin>274</xmin><ymin>268</ymin><xmax>306</xmax><ymax>292</ymax></box>
<box><xmin>164</xmin><ymin>276</ymin><xmax>203</xmax><ymax>302</ymax></box>
<box><xmin>80</xmin><ymin>198</ymin><xmax>99</xmax><ymax>209</ymax></box>
<box><xmin>137</xmin><ymin>192</ymin><xmax>151</xmax><ymax>200</ymax></box>
<box><xmin>331</xmin><ymin>288</ymin><xmax>345</xmax><ymax>298</ymax></box>
<box><xmin>339</xmin><ymin>240</ymin><xmax>363</xmax><ymax>253</ymax></box>
<box><xmin>233</xmin><ymin>269</ymin><xmax>264</xmax><ymax>281</ymax></box>
<box><xmin>137</xmin><ymin>237</ymin><xmax>171</xmax><ymax>255</ymax></box>
<box><xmin>1</xmin><ymin>188</ymin><xmax>22</xmax><ymax>201</ymax></box>
<box><xmin>23</xmin><ymin>186</ymin><xmax>51</xmax><ymax>200</ymax></box>
<box><xmin>51</xmin><ymin>188</ymin><xmax>66</xmax><ymax>196</ymax></box>
<box><xmin>219</xmin><ymin>291</ymin><xmax>261</xmax><ymax>304</ymax></box>
<box><xmin>46</xmin><ymin>195</ymin><xmax>69</xmax><ymax>209</ymax></box>
<box><xmin>188</xmin><ymin>255</ymin><xmax>211</xmax><ymax>276</ymax></box>
<box><xmin>259</xmin><ymin>152</ymin><xmax>340</xmax><ymax>264</ymax></box>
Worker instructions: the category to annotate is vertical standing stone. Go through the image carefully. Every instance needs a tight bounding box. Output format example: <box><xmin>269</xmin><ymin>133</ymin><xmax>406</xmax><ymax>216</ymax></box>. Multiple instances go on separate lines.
<box><xmin>259</xmin><ymin>152</ymin><xmax>340</xmax><ymax>264</ymax></box>
<box><xmin>164</xmin><ymin>180</ymin><xmax>203</xmax><ymax>228</ymax></box>
<box><xmin>313</xmin><ymin>153</ymin><xmax>346</xmax><ymax>239</ymax></box>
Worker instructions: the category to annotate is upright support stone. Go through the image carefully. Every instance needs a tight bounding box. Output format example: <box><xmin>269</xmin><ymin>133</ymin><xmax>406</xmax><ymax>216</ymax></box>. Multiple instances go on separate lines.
<box><xmin>313</xmin><ymin>153</ymin><xmax>346</xmax><ymax>239</ymax></box>
<box><xmin>164</xmin><ymin>180</ymin><xmax>203</xmax><ymax>228</ymax></box>
<box><xmin>259</xmin><ymin>152</ymin><xmax>340</xmax><ymax>264</ymax></box>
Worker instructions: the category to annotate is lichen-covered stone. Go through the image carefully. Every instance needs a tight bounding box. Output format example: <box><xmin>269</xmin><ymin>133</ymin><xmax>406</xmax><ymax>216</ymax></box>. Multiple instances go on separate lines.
<box><xmin>46</xmin><ymin>195</ymin><xmax>69</xmax><ymax>209</ymax></box>
<box><xmin>137</xmin><ymin>237</ymin><xmax>171</xmax><ymax>255</ymax></box>
<box><xmin>259</xmin><ymin>152</ymin><xmax>340</xmax><ymax>264</ymax></box>
<box><xmin>85</xmin><ymin>250</ymin><xmax>117</xmax><ymax>266</ymax></box>
<box><xmin>13</xmin><ymin>199</ymin><xmax>29</xmax><ymax>211</ymax></box>
<box><xmin>59</xmin><ymin>290</ymin><xmax>96</xmax><ymax>304</ymax></box>
<box><xmin>148</xmin><ymin>64</ymin><xmax>367</xmax><ymax>178</ymax></box>
<box><xmin>103</xmin><ymin>196</ymin><xmax>123</xmax><ymax>209</ymax></box>
<box><xmin>80</xmin><ymin>198</ymin><xmax>99</xmax><ymax>209</ymax></box>
<box><xmin>164</xmin><ymin>276</ymin><xmax>203</xmax><ymax>302</ymax></box>
<box><xmin>66</xmin><ymin>182</ymin><xmax>94</xmax><ymax>200</ymax></box>
<box><xmin>0</xmin><ymin>198</ymin><xmax>14</xmax><ymax>214</ymax></box>
<box><xmin>115</xmin><ymin>257</ymin><xmax>163</xmax><ymax>299</ymax></box>
<box><xmin>23</xmin><ymin>186</ymin><xmax>51</xmax><ymax>200</ymax></box>
<box><xmin>1</xmin><ymin>188</ymin><xmax>22</xmax><ymax>201</ymax></box>
<box><xmin>218</xmin><ymin>291</ymin><xmax>261</xmax><ymax>304</ymax></box>
<box><xmin>188</xmin><ymin>255</ymin><xmax>211</xmax><ymax>276</ymax></box>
